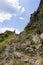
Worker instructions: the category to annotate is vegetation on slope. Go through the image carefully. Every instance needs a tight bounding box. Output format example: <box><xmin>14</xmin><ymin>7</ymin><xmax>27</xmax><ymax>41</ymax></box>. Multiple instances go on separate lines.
<box><xmin>13</xmin><ymin>59</ymin><xmax>23</xmax><ymax>65</ymax></box>
<box><xmin>24</xmin><ymin>22</ymin><xmax>40</xmax><ymax>33</ymax></box>
<box><xmin>13</xmin><ymin>59</ymin><xmax>33</xmax><ymax>65</ymax></box>
<box><xmin>0</xmin><ymin>31</ymin><xmax>15</xmax><ymax>53</ymax></box>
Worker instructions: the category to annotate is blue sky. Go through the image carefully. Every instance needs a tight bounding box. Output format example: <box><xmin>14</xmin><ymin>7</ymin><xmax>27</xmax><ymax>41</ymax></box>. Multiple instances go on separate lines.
<box><xmin>0</xmin><ymin>0</ymin><xmax>40</xmax><ymax>33</ymax></box>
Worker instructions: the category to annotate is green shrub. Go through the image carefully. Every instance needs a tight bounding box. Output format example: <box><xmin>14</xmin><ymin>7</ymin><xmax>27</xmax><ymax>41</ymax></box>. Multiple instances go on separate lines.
<box><xmin>41</xmin><ymin>57</ymin><xmax>43</xmax><ymax>65</ymax></box>
<box><xmin>24</xmin><ymin>23</ymin><xmax>40</xmax><ymax>32</ymax></box>
<box><xmin>24</xmin><ymin>23</ymin><xmax>31</xmax><ymax>32</ymax></box>
<box><xmin>0</xmin><ymin>42</ymin><xmax>7</xmax><ymax>53</ymax></box>
<box><xmin>32</xmin><ymin>10</ymin><xmax>39</xmax><ymax>18</ymax></box>
<box><xmin>13</xmin><ymin>59</ymin><xmax>23</xmax><ymax>65</ymax></box>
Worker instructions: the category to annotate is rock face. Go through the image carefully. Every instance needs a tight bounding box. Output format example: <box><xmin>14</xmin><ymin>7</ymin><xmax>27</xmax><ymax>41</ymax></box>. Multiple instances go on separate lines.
<box><xmin>25</xmin><ymin>0</ymin><xmax>43</xmax><ymax>33</ymax></box>
<box><xmin>0</xmin><ymin>0</ymin><xmax>43</xmax><ymax>65</ymax></box>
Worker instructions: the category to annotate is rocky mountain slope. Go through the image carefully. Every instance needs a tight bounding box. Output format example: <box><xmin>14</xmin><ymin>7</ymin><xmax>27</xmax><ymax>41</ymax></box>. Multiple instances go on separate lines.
<box><xmin>0</xmin><ymin>0</ymin><xmax>43</xmax><ymax>65</ymax></box>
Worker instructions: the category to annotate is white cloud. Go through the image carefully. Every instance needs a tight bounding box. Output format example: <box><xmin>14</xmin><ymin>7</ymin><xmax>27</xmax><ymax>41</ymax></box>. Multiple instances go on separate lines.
<box><xmin>19</xmin><ymin>17</ymin><xmax>25</xmax><ymax>20</ymax></box>
<box><xmin>0</xmin><ymin>27</ymin><xmax>14</xmax><ymax>33</ymax></box>
<box><xmin>0</xmin><ymin>27</ymin><xmax>20</xmax><ymax>34</ymax></box>
<box><xmin>15</xmin><ymin>29</ymin><xmax>20</xmax><ymax>34</ymax></box>
<box><xmin>21</xmin><ymin>7</ymin><xmax>25</xmax><ymax>13</ymax></box>
<box><xmin>0</xmin><ymin>0</ymin><xmax>25</xmax><ymax>22</ymax></box>
<box><xmin>0</xmin><ymin>12</ymin><xmax>12</xmax><ymax>22</ymax></box>
<box><xmin>7</xmin><ymin>0</ymin><xmax>19</xmax><ymax>9</ymax></box>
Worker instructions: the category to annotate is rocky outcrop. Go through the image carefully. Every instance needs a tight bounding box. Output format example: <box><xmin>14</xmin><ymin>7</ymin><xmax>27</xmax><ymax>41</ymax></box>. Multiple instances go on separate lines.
<box><xmin>0</xmin><ymin>0</ymin><xmax>43</xmax><ymax>65</ymax></box>
<box><xmin>24</xmin><ymin>0</ymin><xmax>43</xmax><ymax>33</ymax></box>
